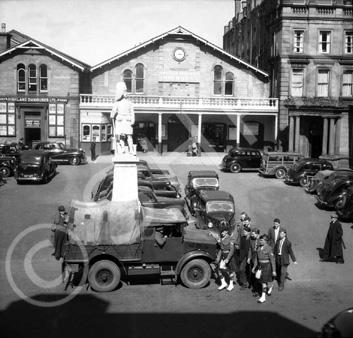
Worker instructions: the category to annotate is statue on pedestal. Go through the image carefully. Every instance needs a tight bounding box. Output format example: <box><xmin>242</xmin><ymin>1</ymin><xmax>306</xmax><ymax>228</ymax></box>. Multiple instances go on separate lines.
<box><xmin>110</xmin><ymin>81</ymin><xmax>135</xmax><ymax>155</ymax></box>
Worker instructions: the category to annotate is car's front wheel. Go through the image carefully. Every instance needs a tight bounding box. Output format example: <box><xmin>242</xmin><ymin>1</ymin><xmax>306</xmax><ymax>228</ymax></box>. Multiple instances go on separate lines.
<box><xmin>0</xmin><ymin>166</ymin><xmax>11</xmax><ymax>178</ymax></box>
<box><xmin>88</xmin><ymin>260</ymin><xmax>121</xmax><ymax>292</ymax></box>
<box><xmin>180</xmin><ymin>259</ymin><xmax>211</xmax><ymax>289</ymax></box>
<box><xmin>275</xmin><ymin>168</ymin><xmax>286</xmax><ymax>179</ymax></box>
<box><xmin>299</xmin><ymin>177</ymin><xmax>308</xmax><ymax>187</ymax></box>
<box><xmin>229</xmin><ymin>163</ymin><xmax>242</xmax><ymax>173</ymax></box>
<box><xmin>69</xmin><ymin>156</ymin><xmax>81</xmax><ymax>166</ymax></box>
<box><xmin>41</xmin><ymin>172</ymin><xmax>49</xmax><ymax>184</ymax></box>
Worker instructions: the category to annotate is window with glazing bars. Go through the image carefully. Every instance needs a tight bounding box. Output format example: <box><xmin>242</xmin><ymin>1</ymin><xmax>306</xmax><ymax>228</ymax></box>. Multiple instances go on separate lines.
<box><xmin>293</xmin><ymin>31</ymin><xmax>304</xmax><ymax>53</ymax></box>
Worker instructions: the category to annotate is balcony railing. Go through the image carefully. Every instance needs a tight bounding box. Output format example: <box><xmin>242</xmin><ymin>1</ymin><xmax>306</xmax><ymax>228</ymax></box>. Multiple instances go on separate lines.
<box><xmin>80</xmin><ymin>95</ymin><xmax>278</xmax><ymax>111</ymax></box>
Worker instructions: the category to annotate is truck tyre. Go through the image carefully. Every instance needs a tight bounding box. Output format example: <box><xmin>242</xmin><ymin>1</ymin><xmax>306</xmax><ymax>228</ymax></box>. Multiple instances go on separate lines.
<box><xmin>180</xmin><ymin>259</ymin><xmax>211</xmax><ymax>289</ymax></box>
<box><xmin>229</xmin><ymin>163</ymin><xmax>242</xmax><ymax>173</ymax></box>
<box><xmin>275</xmin><ymin>168</ymin><xmax>286</xmax><ymax>179</ymax></box>
<box><xmin>88</xmin><ymin>260</ymin><xmax>121</xmax><ymax>292</ymax></box>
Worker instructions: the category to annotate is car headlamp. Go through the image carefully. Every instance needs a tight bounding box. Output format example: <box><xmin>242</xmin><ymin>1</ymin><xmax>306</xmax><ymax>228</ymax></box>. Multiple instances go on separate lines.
<box><xmin>207</xmin><ymin>222</ymin><xmax>213</xmax><ymax>228</ymax></box>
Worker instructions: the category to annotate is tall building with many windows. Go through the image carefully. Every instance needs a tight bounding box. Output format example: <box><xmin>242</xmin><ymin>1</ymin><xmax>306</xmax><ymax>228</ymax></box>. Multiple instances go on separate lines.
<box><xmin>224</xmin><ymin>0</ymin><xmax>353</xmax><ymax>166</ymax></box>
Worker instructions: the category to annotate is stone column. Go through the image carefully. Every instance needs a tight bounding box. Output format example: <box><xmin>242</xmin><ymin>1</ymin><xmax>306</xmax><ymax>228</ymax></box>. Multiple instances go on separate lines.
<box><xmin>322</xmin><ymin>117</ymin><xmax>328</xmax><ymax>156</ymax></box>
<box><xmin>295</xmin><ymin>116</ymin><xmax>300</xmax><ymax>153</ymax></box>
<box><xmin>198</xmin><ymin>114</ymin><xmax>202</xmax><ymax>156</ymax></box>
<box><xmin>158</xmin><ymin>113</ymin><xmax>163</xmax><ymax>155</ymax></box>
<box><xmin>335</xmin><ymin>117</ymin><xmax>341</xmax><ymax>155</ymax></box>
<box><xmin>236</xmin><ymin>114</ymin><xmax>241</xmax><ymax>147</ymax></box>
<box><xmin>328</xmin><ymin>118</ymin><xmax>335</xmax><ymax>156</ymax></box>
<box><xmin>288</xmin><ymin>116</ymin><xmax>294</xmax><ymax>152</ymax></box>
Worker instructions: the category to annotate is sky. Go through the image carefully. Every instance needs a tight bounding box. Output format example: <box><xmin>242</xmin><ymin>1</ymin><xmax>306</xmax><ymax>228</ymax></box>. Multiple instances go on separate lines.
<box><xmin>0</xmin><ymin>0</ymin><xmax>235</xmax><ymax>66</ymax></box>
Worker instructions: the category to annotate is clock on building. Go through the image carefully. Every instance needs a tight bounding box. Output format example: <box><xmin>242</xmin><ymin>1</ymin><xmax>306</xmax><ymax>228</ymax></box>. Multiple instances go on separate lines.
<box><xmin>173</xmin><ymin>47</ymin><xmax>186</xmax><ymax>62</ymax></box>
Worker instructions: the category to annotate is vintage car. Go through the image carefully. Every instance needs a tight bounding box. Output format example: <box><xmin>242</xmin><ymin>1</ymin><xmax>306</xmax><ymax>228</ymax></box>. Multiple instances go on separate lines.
<box><xmin>303</xmin><ymin>169</ymin><xmax>334</xmax><ymax>194</ymax></box>
<box><xmin>319</xmin><ymin>307</ymin><xmax>353</xmax><ymax>338</ymax></box>
<box><xmin>0</xmin><ymin>142</ymin><xmax>22</xmax><ymax>161</ymax></box>
<box><xmin>335</xmin><ymin>185</ymin><xmax>353</xmax><ymax>219</ymax></box>
<box><xmin>258</xmin><ymin>151</ymin><xmax>304</xmax><ymax>179</ymax></box>
<box><xmin>192</xmin><ymin>190</ymin><xmax>236</xmax><ymax>231</ymax></box>
<box><xmin>92</xmin><ymin>172</ymin><xmax>180</xmax><ymax>201</ymax></box>
<box><xmin>284</xmin><ymin>158</ymin><xmax>334</xmax><ymax>186</ymax></box>
<box><xmin>184</xmin><ymin>170</ymin><xmax>219</xmax><ymax>216</ymax></box>
<box><xmin>15</xmin><ymin>150</ymin><xmax>57</xmax><ymax>184</ymax></box>
<box><xmin>138</xmin><ymin>186</ymin><xmax>186</xmax><ymax>214</ymax></box>
<box><xmin>33</xmin><ymin>141</ymin><xmax>86</xmax><ymax>165</ymax></box>
<box><xmin>315</xmin><ymin>171</ymin><xmax>353</xmax><ymax>208</ymax></box>
<box><xmin>219</xmin><ymin>147</ymin><xmax>262</xmax><ymax>173</ymax></box>
<box><xmin>0</xmin><ymin>156</ymin><xmax>16</xmax><ymax>177</ymax></box>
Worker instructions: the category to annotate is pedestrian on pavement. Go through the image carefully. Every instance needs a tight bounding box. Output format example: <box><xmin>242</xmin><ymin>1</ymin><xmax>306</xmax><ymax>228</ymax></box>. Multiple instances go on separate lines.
<box><xmin>274</xmin><ymin>228</ymin><xmax>297</xmax><ymax>291</ymax></box>
<box><xmin>90</xmin><ymin>138</ymin><xmax>96</xmax><ymax>161</ymax></box>
<box><xmin>268</xmin><ymin>218</ymin><xmax>283</xmax><ymax>250</ymax></box>
<box><xmin>248</xmin><ymin>227</ymin><xmax>261</xmax><ymax>296</ymax></box>
<box><xmin>238</xmin><ymin>225</ymin><xmax>251</xmax><ymax>290</ymax></box>
<box><xmin>51</xmin><ymin>205</ymin><xmax>69</xmax><ymax>260</ymax></box>
<box><xmin>252</xmin><ymin>234</ymin><xmax>276</xmax><ymax>303</ymax></box>
<box><xmin>322</xmin><ymin>213</ymin><xmax>345</xmax><ymax>264</ymax></box>
<box><xmin>216</xmin><ymin>226</ymin><xmax>236</xmax><ymax>291</ymax></box>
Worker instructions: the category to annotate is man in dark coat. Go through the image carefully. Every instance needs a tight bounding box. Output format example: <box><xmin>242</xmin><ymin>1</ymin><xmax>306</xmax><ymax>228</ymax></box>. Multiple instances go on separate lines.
<box><xmin>268</xmin><ymin>218</ymin><xmax>283</xmax><ymax>250</ymax></box>
<box><xmin>274</xmin><ymin>228</ymin><xmax>297</xmax><ymax>291</ymax></box>
<box><xmin>90</xmin><ymin>138</ymin><xmax>96</xmax><ymax>161</ymax></box>
<box><xmin>322</xmin><ymin>213</ymin><xmax>344</xmax><ymax>264</ymax></box>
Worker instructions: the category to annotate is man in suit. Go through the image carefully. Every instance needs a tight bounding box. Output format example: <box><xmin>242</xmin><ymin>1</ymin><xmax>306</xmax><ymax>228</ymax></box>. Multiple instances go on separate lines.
<box><xmin>322</xmin><ymin>213</ymin><xmax>345</xmax><ymax>264</ymax></box>
<box><xmin>268</xmin><ymin>218</ymin><xmax>282</xmax><ymax>250</ymax></box>
<box><xmin>274</xmin><ymin>228</ymin><xmax>297</xmax><ymax>291</ymax></box>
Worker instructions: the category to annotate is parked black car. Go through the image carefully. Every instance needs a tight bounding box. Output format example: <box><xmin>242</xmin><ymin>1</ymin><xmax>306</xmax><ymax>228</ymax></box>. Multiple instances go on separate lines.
<box><xmin>335</xmin><ymin>184</ymin><xmax>353</xmax><ymax>219</ymax></box>
<box><xmin>0</xmin><ymin>142</ymin><xmax>22</xmax><ymax>161</ymax></box>
<box><xmin>192</xmin><ymin>190</ymin><xmax>236</xmax><ymax>231</ymax></box>
<box><xmin>15</xmin><ymin>150</ymin><xmax>57</xmax><ymax>184</ymax></box>
<box><xmin>315</xmin><ymin>171</ymin><xmax>353</xmax><ymax>208</ymax></box>
<box><xmin>0</xmin><ymin>156</ymin><xmax>16</xmax><ymax>177</ymax></box>
<box><xmin>284</xmin><ymin>158</ymin><xmax>334</xmax><ymax>186</ymax></box>
<box><xmin>92</xmin><ymin>172</ymin><xmax>180</xmax><ymax>201</ymax></box>
<box><xmin>33</xmin><ymin>141</ymin><xmax>86</xmax><ymax>165</ymax></box>
<box><xmin>219</xmin><ymin>147</ymin><xmax>262</xmax><ymax>173</ymax></box>
<box><xmin>138</xmin><ymin>186</ymin><xmax>186</xmax><ymax>214</ymax></box>
<box><xmin>184</xmin><ymin>170</ymin><xmax>219</xmax><ymax>216</ymax></box>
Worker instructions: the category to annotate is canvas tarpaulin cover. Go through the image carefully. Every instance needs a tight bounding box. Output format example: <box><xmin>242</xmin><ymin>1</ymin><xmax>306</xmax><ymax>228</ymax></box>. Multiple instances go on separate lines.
<box><xmin>67</xmin><ymin>199</ymin><xmax>141</xmax><ymax>245</ymax></box>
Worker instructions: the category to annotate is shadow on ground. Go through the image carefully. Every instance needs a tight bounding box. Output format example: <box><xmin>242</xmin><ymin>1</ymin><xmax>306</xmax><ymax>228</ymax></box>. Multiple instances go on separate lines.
<box><xmin>0</xmin><ymin>294</ymin><xmax>317</xmax><ymax>338</ymax></box>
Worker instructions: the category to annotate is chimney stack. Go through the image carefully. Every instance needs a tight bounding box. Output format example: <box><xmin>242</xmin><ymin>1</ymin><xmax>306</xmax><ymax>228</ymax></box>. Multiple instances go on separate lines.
<box><xmin>0</xmin><ymin>23</ymin><xmax>11</xmax><ymax>53</ymax></box>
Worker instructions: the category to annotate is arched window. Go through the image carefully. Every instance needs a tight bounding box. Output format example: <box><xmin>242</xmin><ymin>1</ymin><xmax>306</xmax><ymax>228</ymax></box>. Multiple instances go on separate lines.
<box><xmin>40</xmin><ymin>64</ymin><xmax>48</xmax><ymax>92</ymax></box>
<box><xmin>135</xmin><ymin>63</ymin><xmax>144</xmax><ymax>93</ymax></box>
<box><xmin>214</xmin><ymin>65</ymin><xmax>223</xmax><ymax>95</ymax></box>
<box><xmin>28</xmin><ymin>64</ymin><xmax>37</xmax><ymax>93</ymax></box>
<box><xmin>225</xmin><ymin>72</ymin><xmax>234</xmax><ymax>95</ymax></box>
<box><xmin>17</xmin><ymin>64</ymin><xmax>26</xmax><ymax>92</ymax></box>
<box><xmin>123</xmin><ymin>69</ymin><xmax>133</xmax><ymax>93</ymax></box>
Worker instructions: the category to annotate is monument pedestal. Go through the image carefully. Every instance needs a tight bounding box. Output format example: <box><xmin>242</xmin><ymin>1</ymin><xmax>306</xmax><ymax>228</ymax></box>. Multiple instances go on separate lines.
<box><xmin>111</xmin><ymin>153</ymin><xmax>139</xmax><ymax>202</ymax></box>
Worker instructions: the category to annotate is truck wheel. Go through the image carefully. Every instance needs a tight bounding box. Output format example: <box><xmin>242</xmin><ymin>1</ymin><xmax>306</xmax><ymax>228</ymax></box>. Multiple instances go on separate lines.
<box><xmin>180</xmin><ymin>259</ymin><xmax>211</xmax><ymax>289</ymax></box>
<box><xmin>88</xmin><ymin>260</ymin><xmax>121</xmax><ymax>292</ymax></box>
<box><xmin>0</xmin><ymin>166</ymin><xmax>11</xmax><ymax>178</ymax></box>
<box><xmin>275</xmin><ymin>168</ymin><xmax>286</xmax><ymax>179</ymax></box>
<box><xmin>229</xmin><ymin>163</ymin><xmax>242</xmax><ymax>173</ymax></box>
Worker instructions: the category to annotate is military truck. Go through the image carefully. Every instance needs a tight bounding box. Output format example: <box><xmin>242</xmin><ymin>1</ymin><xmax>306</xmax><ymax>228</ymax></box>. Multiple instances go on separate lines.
<box><xmin>63</xmin><ymin>199</ymin><xmax>217</xmax><ymax>292</ymax></box>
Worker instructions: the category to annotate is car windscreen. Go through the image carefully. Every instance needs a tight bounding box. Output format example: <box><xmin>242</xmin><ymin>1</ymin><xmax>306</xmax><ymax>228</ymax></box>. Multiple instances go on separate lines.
<box><xmin>192</xmin><ymin>177</ymin><xmax>219</xmax><ymax>188</ymax></box>
<box><xmin>206</xmin><ymin>201</ymin><xmax>234</xmax><ymax>213</ymax></box>
<box><xmin>20</xmin><ymin>155</ymin><xmax>43</xmax><ymax>165</ymax></box>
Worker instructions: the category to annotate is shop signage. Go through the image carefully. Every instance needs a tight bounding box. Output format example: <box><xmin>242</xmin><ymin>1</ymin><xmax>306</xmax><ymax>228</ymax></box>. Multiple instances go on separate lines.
<box><xmin>0</xmin><ymin>97</ymin><xmax>68</xmax><ymax>103</ymax></box>
<box><xmin>159</xmin><ymin>70</ymin><xmax>200</xmax><ymax>83</ymax></box>
<box><xmin>25</xmin><ymin>119</ymin><xmax>41</xmax><ymax>127</ymax></box>
<box><xmin>80</xmin><ymin>112</ymin><xmax>110</xmax><ymax>123</ymax></box>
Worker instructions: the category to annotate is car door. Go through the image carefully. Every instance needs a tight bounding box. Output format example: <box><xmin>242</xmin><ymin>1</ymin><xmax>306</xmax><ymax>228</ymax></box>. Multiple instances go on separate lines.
<box><xmin>49</xmin><ymin>143</ymin><xmax>66</xmax><ymax>162</ymax></box>
<box><xmin>250</xmin><ymin>150</ymin><xmax>262</xmax><ymax>169</ymax></box>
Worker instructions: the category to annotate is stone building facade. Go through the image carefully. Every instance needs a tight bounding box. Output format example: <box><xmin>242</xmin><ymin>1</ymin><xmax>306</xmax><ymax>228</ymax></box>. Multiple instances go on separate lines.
<box><xmin>0</xmin><ymin>27</ymin><xmax>90</xmax><ymax>149</ymax></box>
<box><xmin>223</xmin><ymin>0</ymin><xmax>353</xmax><ymax>167</ymax></box>
<box><xmin>80</xmin><ymin>26</ymin><xmax>278</xmax><ymax>155</ymax></box>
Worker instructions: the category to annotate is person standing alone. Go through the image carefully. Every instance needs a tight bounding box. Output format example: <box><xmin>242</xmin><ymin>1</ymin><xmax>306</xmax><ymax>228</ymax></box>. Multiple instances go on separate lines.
<box><xmin>322</xmin><ymin>213</ymin><xmax>345</xmax><ymax>264</ymax></box>
<box><xmin>90</xmin><ymin>138</ymin><xmax>96</xmax><ymax>161</ymax></box>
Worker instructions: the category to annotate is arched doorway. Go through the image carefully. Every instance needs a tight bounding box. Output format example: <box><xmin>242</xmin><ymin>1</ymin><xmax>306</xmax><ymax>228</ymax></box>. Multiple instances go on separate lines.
<box><xmin>167</xmin><ymin>115</ymin><xmax>189</xmax><ymax>151</ymax></box>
